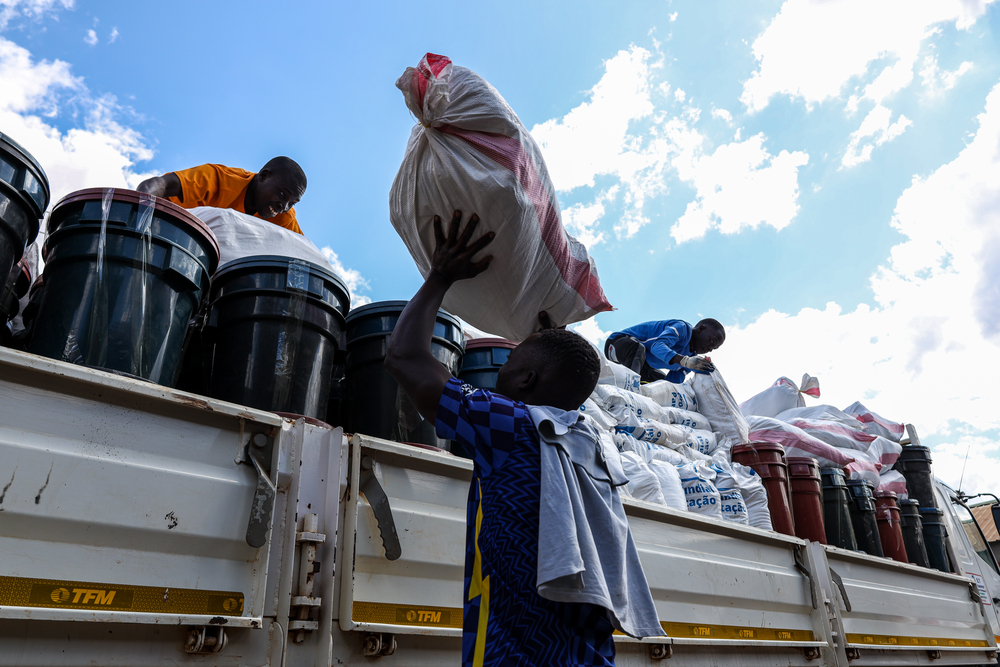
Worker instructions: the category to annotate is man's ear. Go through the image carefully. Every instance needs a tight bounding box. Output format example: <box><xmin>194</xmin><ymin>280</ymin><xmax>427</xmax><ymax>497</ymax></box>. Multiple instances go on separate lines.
<box><xmin>517</xmin><ymin>369</ymin><xmax>538</xmax><ymax>393</ymax></box>
<box><xmin>258</xmin><ymin>168</ymin><xmax>271</xmax><ymax>182</ymax></box>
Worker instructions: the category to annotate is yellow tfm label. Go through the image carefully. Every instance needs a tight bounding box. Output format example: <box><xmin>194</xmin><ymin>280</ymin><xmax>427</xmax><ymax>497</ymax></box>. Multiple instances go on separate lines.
<box><xmin>0</xmin><ymin>576</ymin><xmax>244</xmax><ymax>616</ymax></box>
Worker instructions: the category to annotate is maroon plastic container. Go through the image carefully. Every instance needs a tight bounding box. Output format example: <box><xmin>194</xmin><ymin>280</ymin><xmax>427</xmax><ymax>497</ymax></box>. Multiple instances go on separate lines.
<box><xmin>787</xmin><ymin>457</ymin><xmax>827</xmax><ymax>544</ymax></box>
<box><xmin>731</xmin><ymin>442</ymin><xmax>795</xmax><ymax>536</ymax></box>
<box><xmin>875</xmin><ymin>490</ymin><xmax>909</xmax><ymax>563</ymax></box>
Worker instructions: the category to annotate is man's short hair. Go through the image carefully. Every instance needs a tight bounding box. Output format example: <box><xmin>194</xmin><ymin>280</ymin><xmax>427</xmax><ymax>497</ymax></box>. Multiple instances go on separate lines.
<box><xmin>522</xmin><ymin>328</ymin><xmax>601</xmax><ymax>408</ymax></box>
<box><xmin>697</xmin><ymin>317</ymin><xmax>726</xmax><ymax>342</ymax></box>
<box><xmin>262</xmin><ymin>156</ymin><xmax>307</xmax><ymax>192</ymax></box>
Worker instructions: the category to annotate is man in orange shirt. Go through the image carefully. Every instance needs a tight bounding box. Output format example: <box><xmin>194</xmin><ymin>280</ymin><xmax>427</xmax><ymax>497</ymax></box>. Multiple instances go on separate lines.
<box><xmin>136</xmin><ymin>156</ymin><xmax>307</xmax><ymax>234</ymax></box>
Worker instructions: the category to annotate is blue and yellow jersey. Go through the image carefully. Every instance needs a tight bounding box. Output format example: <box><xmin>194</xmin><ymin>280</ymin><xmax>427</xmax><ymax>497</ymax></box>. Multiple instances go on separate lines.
<box><xmin>436</xmin><ymin>377</ymin><xmax>616</xmax><ymax>667</ymax></box>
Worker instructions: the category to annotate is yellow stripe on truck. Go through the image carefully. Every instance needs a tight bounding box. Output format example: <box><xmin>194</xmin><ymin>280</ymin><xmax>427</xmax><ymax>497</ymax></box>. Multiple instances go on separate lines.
<box><xmin>846</xmin><ymin>633</ymin><xmax>990</xmax><ymax>648</ymax></box>
<box><xmin>657</xmin><ymin>622</ymin><xmax>815</xmax><ymax>642</ymax></box>
<box><xmin>352</xmin><ymin>601</ymin><xmax>463</xmax><ymax>628</ymax></box>
<box><xmin>0</xmin><ymin>575</ymin><xmax>244</xmax><ymax>616</ymax></box>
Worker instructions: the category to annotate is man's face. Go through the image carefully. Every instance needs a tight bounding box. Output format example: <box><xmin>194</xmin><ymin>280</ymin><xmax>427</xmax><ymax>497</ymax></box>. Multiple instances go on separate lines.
<box><xmin>255</xmin><ymin>169</ymin><xmax>304</xmax><ymax>219</ymax></box>
<box><xmin>495</xmin><ymin>335</ymin><xmax>538</xmax><ymax>399</ymax></box>
<box><xmin>691</xmin><ymin>326</ymin><xmax>724</xmax><ymax>355</ymax></box>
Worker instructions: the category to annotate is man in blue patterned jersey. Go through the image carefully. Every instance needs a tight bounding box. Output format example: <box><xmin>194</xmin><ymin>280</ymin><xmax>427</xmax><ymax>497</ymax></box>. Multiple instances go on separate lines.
<box><xmin>384</xmin><ymin>211</ymin><xmax>660</xmax><ymax>666</ymax></box>
<box><xmin>605</xmin><ymin>319</ymin><xmax>725</xmax><ymax>384</ymax></box>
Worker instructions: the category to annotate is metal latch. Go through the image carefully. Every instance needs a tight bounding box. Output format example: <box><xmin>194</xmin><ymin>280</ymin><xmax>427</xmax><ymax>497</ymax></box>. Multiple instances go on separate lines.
<box><xmin>243</xmin><ymin>432</ymin><xmax>276</xmax><ymax>548</ymax></box>
<box><xmin>359</xmin><ymin>455</ymin><xmax>401</xmax><ymax>561</ymax></box>
<box><xmin>184</xmin><ymin>626</ymin><xmax>227</xmax><ymax>653</ymax></box>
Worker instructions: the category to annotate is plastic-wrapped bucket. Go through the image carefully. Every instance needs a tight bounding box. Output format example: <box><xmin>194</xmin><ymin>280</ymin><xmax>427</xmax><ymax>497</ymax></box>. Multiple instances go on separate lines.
<box><xmin>899</xmin><ymin>499</ymin><xmax>931</xmax><ymax>568</ymax></box>
<box><xmin>731</xmin><ymin>442</ymin><xmax>795</xmax><ymax>536</ymax></box>
<box><xmin>893</xmin><ymin>445</ymin><xmax>937</xmax><ymax>509</ymax></box>
<box><xmin>919</xmin><ymin>507</ymin><xmax>952</xmax><ymax>572</ymax></box>
<box><xmin>0</xmin><ymin>133</ymin><xmax>48</xmax><ymax>288</ymax></box>
<box><xmin>787</xmin><ymin>457</ymin><xmax>826</xmax><ymax>544</ymax></box>
<box><xmin>0</xmin><ymin>258</ymin><xmax>30</xmax><ymax>346</ymax></box>
<box><xmin>345</xmin><ymin>300</ymin><xmax>464</xmax><ymax>450</ymax></box>
<box><xmin>875</xmin><ymin>490</ymin><xmax>908</xmax><ymax>563</ymax></box>
<box><xmin>846</xmin><ymin>479</ymin><xmax>884</xmax><ymax>557</ymax></box>
<box><xmin>458</xmin><ymin>337</ymin><xmax>517</xmax><ymax>391</ymax></box>
<box><xmin>820</xmin><ymin>468</ymin><xmax>858</xmax><ymax>551</ymax></box>
<box><xmin>205</xmin><ymin>256</ymin><xmax>350</xmax><ymax>421</ymax></box>
<box><xmin>29</xmin><ymin>189</ymin><xmax>219</xmax><ymax>385</ymax></box>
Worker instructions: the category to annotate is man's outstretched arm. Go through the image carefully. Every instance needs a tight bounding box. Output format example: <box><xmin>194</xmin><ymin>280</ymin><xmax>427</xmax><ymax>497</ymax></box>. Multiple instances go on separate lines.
<box><xmin>384</xmin><ymin>211</ymin><xmax>494</xmax><ymax>422</ymax></box>
<box><xmin>135</xmin><ymin>172</ymin><xmax>181</xmax><ymax>199</ymax></box>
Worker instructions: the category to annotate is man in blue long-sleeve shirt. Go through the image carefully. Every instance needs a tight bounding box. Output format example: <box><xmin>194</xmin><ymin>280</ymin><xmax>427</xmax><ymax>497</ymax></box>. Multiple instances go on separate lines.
<box><xmin>604</xmin><ymin>319</ymin><xmax>725</xmax><ymax>383</ymax></box>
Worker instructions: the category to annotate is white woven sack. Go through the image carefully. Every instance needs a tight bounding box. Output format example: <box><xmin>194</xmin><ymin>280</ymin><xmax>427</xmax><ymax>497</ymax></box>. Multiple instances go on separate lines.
<box><xmin>641</xmin><ymin>380</ymin><xmax>698</xmax><ymax>412</ymax></box>
<box><xmin>580</xmin><ymin>398</ymin><xmax>617</xmax><ymax>431</ymax></box>
<box><xmin>620</xmin><ymin>451</ymin><xmax>666</xmax><ymax>505</ymax></box>
<box><xmin>647</xmin><ymin>460</ymin><xmax>687</xmax><ymax>511</ymax></box>
<box><xmin>599</xmin><ymin>355</ymin><xmax>642</xmax><ymax>393</ymax></box>
<box><xmin>729</xmin><ymin>462</ymin><xmax>773</xmax><ymax>531</ymax></box>
<box><xmin>678</xmin><ymin>462</ymin><xmax>723</xmax><ymax>518</ymax></box>
<box><xmin>739</xmin><ymin>374</ymin><xmax>820</xmax><ymax>418</ymax></box>
<box><xmin>711</xmin><ymin>460</ymin><xmax>750</xmax><ymax>525</ymax></box>
<box><xmin>690</xmin><ymin>369</ymin><xmax>750</xmax><ymax>449</ymax></box>
<box><xmin>193</xmin><ymin>207</ymin><xmax>333</xmax><ymax>271</ymax></box>
<box><xmin>592</xmin><ymin>385</ymin><xmax>665</xmax><ymax>423</ymax></box>
<box><xmin>660</xmin><ymin>406</ymin><xmax>711</xmax><ymax>431</ymax></box>
<box><xmin>389</xmin><ymin>53</ymin><xmax>612</xmax><ymax>341</ymax></box>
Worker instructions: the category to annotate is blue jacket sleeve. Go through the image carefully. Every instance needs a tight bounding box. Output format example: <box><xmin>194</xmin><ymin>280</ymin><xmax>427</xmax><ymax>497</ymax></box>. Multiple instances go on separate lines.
<box><xmin>644</xmin><ymin>323</ymin><xmax>689</xmax><ymax>370</ymax></box>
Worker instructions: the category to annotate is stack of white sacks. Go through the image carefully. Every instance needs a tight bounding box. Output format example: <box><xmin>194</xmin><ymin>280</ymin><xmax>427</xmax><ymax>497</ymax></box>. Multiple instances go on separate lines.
<box><xmin>583</xmin><ymin>355</ymin><xmax>773</xmax><ymax>531</ymax></box>
<box><xmin>739</xmin><ymin>374</ymin><xmax>907</xmax><ymax>497</ymax></box>
<box><xmin>583</xmin><ymin>357</ymin><xmax>908</xmax><ymax>533</ymax></box>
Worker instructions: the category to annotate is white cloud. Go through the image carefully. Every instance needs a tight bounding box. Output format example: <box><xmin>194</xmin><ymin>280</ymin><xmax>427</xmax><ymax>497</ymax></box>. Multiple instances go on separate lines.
<box><xmin>108</xmin><ymin>27</ymin><xmax>119</xmax><ymax>43</ymax></box>
<box><xmin>0</xmin><ymin>36</ymin><xmax>153</xmax><ymax>204</ymax></box>
<box><xmin>0</xmin><ymin>0</ymin><xmax>73</xmax><ymax>30</ymax></box>
<box><xmin>569</xmin><ymin>316</ymin><xmax>610</xmax><ymax>349</ymax></box>
<box><xmin>711</xmin><ymin>107</ymin><xmax>733</xmax><ymax>124</ymax></box>
<box><xmin>670</xmin><ymin>133</ymin><xmax>809</xmax><ymax>242</ymax></box>
<box><xmin>741</xmin><ymin>0</ymin><xmax>997</xmax><ymax>113</ymax></box>
<box><xmin>669</xmin><ymin>12</ymin><xmax>678</xmax><ymax>22</ymax></box>
<box><xmin>674</xmin><ymin>88</ymin><xmax>686</xmax><ymax>103</ymax></box>
<box><xmin>920</xmin><ymin>55</ymin><xmax>974</xmax><ymax>97</ymax></box>
<box><xmin>532</xmin><ymin>47</ymin><xmax>654</xmax><ymax>193</ymax></box>
<box><xmin>320</xmin><ymin>247</ymin><xmax>370</xmax><ymax>307</ymax></box>
<box><xmin>716</xmin><ymin>80</ymin><xmax>1000</xmax><ymax>493</ymax></box>
<box><xmin>842</xmin><ymin>104</ymin><xmax>912</xmax><ymax>168</ymax></box>
<box><xmin>83</xmin><ymin>29</ymin><xmax>96</xmax><ymax>46</ymax></box>
<box><xmin>561</xmin><ymin>185</ymin><xmax>618</xmax><ymax>249</ymax></box>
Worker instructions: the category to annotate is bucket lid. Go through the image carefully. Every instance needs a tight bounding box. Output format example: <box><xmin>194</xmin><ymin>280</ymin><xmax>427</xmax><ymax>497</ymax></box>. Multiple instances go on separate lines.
<box><xmin>918</xmin><ymin>507</ymin><xmax>944</xmax><ymax>516</ymax></box>
<box><xmin>898</xmin><ymin>444</ymin><xmax>932</xmax><ymax>456</ymax></box>
<box><xmin>899</xmin><ymin>498</ymin><xmax>920</xmax><ymax>507</ymax></box>
<box><xmin>465</xmin><ymin>337</ymin><xmax>517</xmax><ymax>351</ymax></box>
<box><xmin>0</xmin><ymin>132</ymin><xmax>50</xmax><ymax>216</ymax></box>
<box><xmin>875</xmin><ymin>490</ymin><xmax>898</xmax><ymax>499</ymax></box>
<box><xmin>213</xmin><ymin>254</ymin><xmax>350</xmax><ymax>314</ymax></box>
<box><xmin>820</xmin><ymin>467</ymin><xmax>846</xmax><ymax>478</ymax></box>
<box><xmin>732</xmin><ymin>441</ymin><xmax>786</xmax><ymax>455</ymax></box>
<box><xmin>50</xmin><ymin>188</ymin><xmax>221</xmax><ymax>268</ymax></box>
<box><xmin>846</xmin><ymin>478</ymin><xmax>875</xmax><ymax>489</ymax></box>
<box><xmin>346</xmin><ymin>299</ymin><xmax>464</xmax><ymax>336</ymax></box>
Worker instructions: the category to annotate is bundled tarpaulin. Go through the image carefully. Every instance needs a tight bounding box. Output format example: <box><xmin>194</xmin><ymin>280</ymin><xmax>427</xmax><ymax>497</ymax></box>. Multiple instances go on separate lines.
<box><xmin>844</xmin><ymin>401</ymin><xmax>906</xmax><ymax>442</ymax></box>
<box><xmin>389</xmin><ymin>53</ymin><xmax>613</xmax><ymax>341</ymax></box>
<box><xmin>740</xmin><ymin>374</ymin><xmax>820</xmax><ymax>418</ymax></box>
<box><xmin>745</xmin><ymin>415</ymin><xmax>881</xmax><ymax>480</ymax></box>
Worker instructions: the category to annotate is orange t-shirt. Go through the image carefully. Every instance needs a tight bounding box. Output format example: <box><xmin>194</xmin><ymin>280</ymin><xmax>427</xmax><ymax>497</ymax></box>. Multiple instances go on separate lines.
<box><xmin>167</xmin><ymin>163</ymin><xmax>303</xmax><ymax>235</ymax></box>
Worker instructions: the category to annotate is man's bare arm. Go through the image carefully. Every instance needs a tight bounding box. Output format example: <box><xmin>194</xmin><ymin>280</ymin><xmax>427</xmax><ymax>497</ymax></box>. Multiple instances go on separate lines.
<box><xmin>135</xmin><ymin>173</ymin><xmax>181</xmax><ymax>199</ymax></box>
<box><xmin>384</xmin><ymin>211</ymin><xmax>494</xmax><ymax>421</ymax></box>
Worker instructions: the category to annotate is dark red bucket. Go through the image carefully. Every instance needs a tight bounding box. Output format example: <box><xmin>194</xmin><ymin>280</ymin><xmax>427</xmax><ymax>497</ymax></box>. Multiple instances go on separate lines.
<box><xmin>731</xmin><ymin>442</ymin><xmax>795</xmax><ymax>536</ymax></box>
<box><xmin>787</xmin><ymin>457</ymin><xmax>827</xmax><ymax>544</ymax></box>
<box><xmin>875</xmin><ymin>490</ymin><xmax>909</xmax><ymax>563</ymax></box>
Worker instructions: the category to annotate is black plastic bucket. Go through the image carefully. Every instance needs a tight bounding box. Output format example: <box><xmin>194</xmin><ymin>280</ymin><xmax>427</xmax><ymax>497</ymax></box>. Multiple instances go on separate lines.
<box><xmin>204</xmin><ymin>255</ymin><xmax>350</xmax><ymax>421</ymax></box>
<box><xmin>821</xmin><ymin>468</ymin><xmax>858</xmax><ymax>551</ymax></box>
<box><xmin>899</xmin><ymin>499</ymin><xmax>930</xmax><ymax>568</ymax></box>
<box><xmin>0</xmin><ymin>133</ymin><xmax>48</xmax><ymax>288</ymax></box>
<box><xmin>846</xmin><ymin>479</ymin><xmax>884</xmax><ymax>557</ymax></box>
<box><xmin>919</xmin><ymin>507</ymin><xmax>952</xmax><ymax>572</ymax></box>
<box><xmin>0</xmin><ymin>258</ymin><xmax>30</xmax><ymax>347</ymax></box>
<box><xmin>893</xmin><ymin>445</ymin><xmax>938</xmax><ymax>509</ymax></box>
<box><xmin>458</xmin><ymin>337</ymin><xmax>517</xmax><ymax>391</ymax></box>
<box><xmin>345</xmin><ymin>300</ymin><xmax>464</xmax><ymax>449</ymax></box>
<box><xmin>29</xmin><ymin>189</ymin><xmax>219</xmax><ymax>385</ymax></box>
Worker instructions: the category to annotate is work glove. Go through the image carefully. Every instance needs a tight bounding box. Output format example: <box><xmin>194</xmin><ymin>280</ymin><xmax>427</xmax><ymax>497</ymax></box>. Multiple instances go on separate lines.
<box><xmin>678</xmin><ymin>355</ymin><xmax>715</xmax><ymax>373</ymax></box>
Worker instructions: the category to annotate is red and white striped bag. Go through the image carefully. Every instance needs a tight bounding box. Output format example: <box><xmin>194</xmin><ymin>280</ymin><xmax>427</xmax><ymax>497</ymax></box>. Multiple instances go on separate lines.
<box><xmin>389</xmin><ymin>53</ymin><xmax>613</xmax><ymax>341</ymax></box>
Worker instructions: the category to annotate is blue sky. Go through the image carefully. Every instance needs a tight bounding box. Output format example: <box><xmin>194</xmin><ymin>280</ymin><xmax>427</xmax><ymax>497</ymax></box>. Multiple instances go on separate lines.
<box><xmin>3</xmin><ymin>0</ymin><xmax>1000</xmax><ymax>495</ymax></box>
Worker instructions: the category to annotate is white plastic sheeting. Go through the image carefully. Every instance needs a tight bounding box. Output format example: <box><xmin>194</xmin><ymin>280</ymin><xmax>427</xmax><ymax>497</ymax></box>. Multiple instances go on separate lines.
<box><xmin>739</xmin><ymin>374</ymin><xmax>820</xmax><ymax>418</ymax></box>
